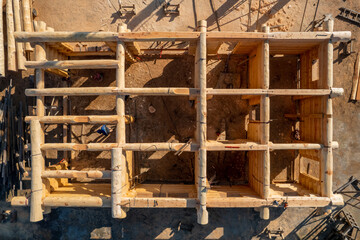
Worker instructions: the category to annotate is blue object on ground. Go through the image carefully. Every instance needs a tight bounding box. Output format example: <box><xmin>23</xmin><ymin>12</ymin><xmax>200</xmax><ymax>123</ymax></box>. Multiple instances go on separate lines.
<box><xmin>97</xmin><ymin>125</ymin><xmax>110</xmax><ymax>136</ymax></box>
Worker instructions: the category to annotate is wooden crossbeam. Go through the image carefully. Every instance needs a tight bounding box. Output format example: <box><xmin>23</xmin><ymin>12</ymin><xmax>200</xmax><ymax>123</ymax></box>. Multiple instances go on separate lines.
<box><xmin>14</xmin><ymin>31</ymin><xmax>351</xmax><ymax>43</ymax></box>
<box><xmin>25</xmin><ymin>87</ymin><xmax>344</xmax><ymax>97</ymax></box>
<box><xmin>24</xmin><ymin>115</ymin><xmax>134</xmax><ymax>124</ymax></box>
<box><xmin>25</xmin><ymin>142</ymin><xmax>336</xmax><ymax>152</ymax></box>
<box><xmin>25</xmin><ymin>60</ymin><xmax>119</xmax><ymax>69</ymax></box>
<box><xmin>11</xmin><ymin>194</ymin><xmax>343</xmax><ymax>208</ymax></box>
<box><xmin>42</xmin><ymin>170</ymin><xmax>111</xmax><ymax>179</ymax></box>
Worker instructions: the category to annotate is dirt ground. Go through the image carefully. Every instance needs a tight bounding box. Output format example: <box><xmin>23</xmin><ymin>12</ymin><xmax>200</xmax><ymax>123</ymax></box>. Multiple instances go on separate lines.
<box><xmin>0</xmin><ymin>0</ymin><xmax>360</xmax><ymax>239</ymax></box>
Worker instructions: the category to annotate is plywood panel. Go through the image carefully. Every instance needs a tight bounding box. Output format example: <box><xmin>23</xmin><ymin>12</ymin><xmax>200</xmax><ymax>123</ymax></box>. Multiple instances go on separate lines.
<box><xmin>248</xmin><ymin>42</ymin><xmax>264</xmax><ymax>88</ymax></box>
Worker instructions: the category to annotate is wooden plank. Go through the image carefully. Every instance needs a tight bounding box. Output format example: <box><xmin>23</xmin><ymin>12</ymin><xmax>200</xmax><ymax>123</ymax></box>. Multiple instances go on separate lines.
<box><xmin>299</xmin><ymin>173</ymin><xmax>320</xmax><ymax>194</ymax></box>
<box><xmin>207</xmin><ymin>41</ymin><xmax>222</xmax><ymax>55</ymax></box>
<box><xmin>249</xmin><ymin>96</ymin><xmax>261</xmax><ymax>106</ymax></box>
<box><xmin>284</xmin><ymin>113</ymin><xmax>330</xmax><ymax>119</ymax></box>
<box><xmin>125</xmin><ymin>41</ymin><xmax>141</xmax><ymax>55</ymax></box>
<box><xmin>47</xmin><ymin>42</ymin><xmax>74</xmax><ymax>54</ymax></box>
<box><xmin>45</xmin><ymin>68</ymin><xmax>69</xmax><ymax>78</ymax></box>
<box><xmin>354</xmin><ymin>52</ymin><xmax>360</xmax><ymax>100</ymax></box>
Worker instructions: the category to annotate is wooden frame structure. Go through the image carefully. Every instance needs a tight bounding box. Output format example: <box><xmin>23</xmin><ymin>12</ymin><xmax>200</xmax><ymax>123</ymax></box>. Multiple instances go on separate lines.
<box><xmin>11</xmin><ymin>19</ymin><xmax>351</xmax><ymax>224</ymax></box>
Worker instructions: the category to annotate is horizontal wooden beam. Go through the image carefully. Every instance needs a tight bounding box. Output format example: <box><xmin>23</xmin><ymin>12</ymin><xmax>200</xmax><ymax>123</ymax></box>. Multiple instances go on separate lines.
<box><xmin>14</xmin><ymin>31</ymin><xmax>351</xmax><ymax>43</ymax></box>
<box><xmin>15</xmin><ymin>31</ymin><xmax>119</xmax><ymax>42</ymax></box>
<box><xmin>25</xmin><ymin>115</ymin><xmax>134</xmax><ymax>124</ymax></box>
<box><xmin>24</xmin><ymin>142</ymin><xmax>339</xmax><ymax>152</ymax></box>
<box><xmin>11</xmin><ymin>194</ymin><xmax>343</xmax><ymax>208</ymax></box>
<box><xmin>25</xmin><ymin>60</ymin><xmax>120</xmax><ymax>69</ymax></box>
<box><xmin>284</xmin><ymin>113</ymin><xmax>332</xmax><ymax>119</ymax></box>
<box><xmin>269</xmin><ymin>31</ymin><xmax>351</xmax><ymax>43</ymax></box>
<box><xmin>38</xmin><ymin>143</ymin><xmax>199</xmax><ymax>152</ymax></box>
<box><xmin>26</xmin><ymin>87</ymin><xmax>116</xmax><ymax>96</ymax></box>
<box><xmin>113</xmin><ymin>88</ymin><xmax>200</xmax><ymax>96</ymax></box>
<box><xmin>67</xmin><ymin>51</ymin><xmax>115</xmax><ymax>57</ymax></box>
<box><xmin>25</xmin><ymin>87</ymin><xmax>344</xmax><ymax>97</ymax></box>
<box><xmin>269</xmin><ymin>143</ymin><xmax>323</xmax><ymax>150</ymax></box>
<box><xmin>206</xmin><ymin>141</ymin><xmax>267</xmax><ymax>151</ymax></box>
<box><xmin>42</xmin><ymin>170</ymin><xmax>111</xmax><ymax>179</ymax></box>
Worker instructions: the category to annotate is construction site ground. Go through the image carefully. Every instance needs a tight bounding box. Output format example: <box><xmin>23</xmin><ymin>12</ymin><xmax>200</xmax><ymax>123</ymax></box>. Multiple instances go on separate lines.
<box><xmin>0</xmin><ymin>0</ymin><xmax>359</xmax><ymax>239</ymax></box>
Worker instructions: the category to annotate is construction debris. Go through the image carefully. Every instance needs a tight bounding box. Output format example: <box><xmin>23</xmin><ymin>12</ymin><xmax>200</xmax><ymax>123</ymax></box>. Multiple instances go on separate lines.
<box><xmin>119</xmin><ymin>4</ymin><xmax>136</xmax><ymax>16</ymax></box>
<box><xmin>338</xmin><ymin>7</ymin><xmax>360</xmax><ymax>25</ymax></box>
<box><xmin>163</xmin><ymin>3</ymin><xmax>180</xmax><ymax>16</ymax></box>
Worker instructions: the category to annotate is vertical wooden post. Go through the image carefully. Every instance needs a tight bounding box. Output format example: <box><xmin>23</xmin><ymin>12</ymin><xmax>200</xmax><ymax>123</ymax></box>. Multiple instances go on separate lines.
<box><xmin>6</xmin><ymin>0</ymin><xmax>17</xmax><ymax>71</ymax></box>
<box><xmin>0</xmin><ymin>0</ymin><xmax>5</xmax><ymax>76</ymax></box>
<box><xmin>196</xmin><ymin>20</ymin><xmax>208</xmax><ymax>225</ymax></box>
<box><xmin>260</xmin><ymin>25</ymin><xmax>270</xmax><ymax>220</ymax></box>
<box><xmin>112</xmin><ymin>23</ymin><xmax>127</xmax><ymax>219</ymax></box>
<box><xmin>22</xmin><ymin>0</ymin><xmax>33</xmax><ymax>52</ymax></box>
<box><xmin>34</xmin><ymin>21</ymin><xmax>46</xmax><ymax>131</ymax></box>
<box><xmin>13</xmin><ymin>0</ymin><xmax>26</xmax><ymax>70</ymax></box>
<box><xmin>30</xmin><ymin>120</ymin><xmax>43</xmax><ymax>222</ymax></box>
<box><xmin>322</xmin><ymin>19</ymin><xmax>334</xmax><ymax>198</ymax></box>
<box><xmin>111</xmin><ymin>148</ymin><xmax>124</xmax><ymax>218</ymax></box>
<box><xmin>29</xmin><ymin>21</ymin><xmax>46</xmax><ymax>222</ymax></box>
<box><xmin>63</xmin><ymin>82</ymin><xmax>69</xmax><ymax>160</ymax></box>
